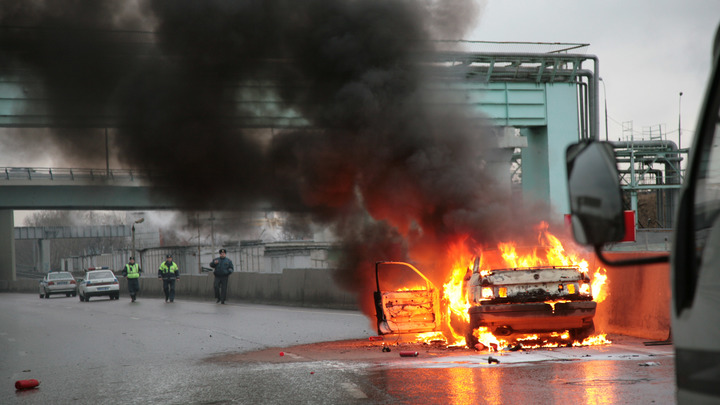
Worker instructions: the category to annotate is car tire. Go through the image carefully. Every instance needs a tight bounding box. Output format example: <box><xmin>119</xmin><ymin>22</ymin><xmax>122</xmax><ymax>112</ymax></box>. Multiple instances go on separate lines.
<box><xmin>45</xmin><ymin>291</ymin><xmax>50</xmax><ymax>299</ymax></box>
<box><xmin>39</xmin><ymin>293</ymin><xmax>44</xmax><ymax>299</ymax></box>
<box><xmin>570</xmin><ymin>321</ymin><xmax>595</xmax><ymax>342</ymax></box>
<box><xmin>466</xmin><ymin>329</ymin><xmax>479</xmax><ymax>350</ymax></box>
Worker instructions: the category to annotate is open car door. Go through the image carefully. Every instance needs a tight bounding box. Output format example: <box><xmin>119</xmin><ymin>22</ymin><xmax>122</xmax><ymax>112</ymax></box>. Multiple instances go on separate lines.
<box><xmin>373</xmin><ymin>261</ymin><xmax>441</xmax><ymax>335</ymax></box>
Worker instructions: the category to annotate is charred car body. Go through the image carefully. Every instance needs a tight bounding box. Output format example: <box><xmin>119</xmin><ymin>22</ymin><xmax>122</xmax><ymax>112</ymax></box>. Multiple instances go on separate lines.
<box><xmin>374</xmin><ymin>262</ymin><xmax>441</xmax><ymax>336</ymax></box>
<box><xmin>464</xmin><ymin>257</ymin><xmax>596</xmax><ymax>347</ymax></box>
<box><xmin>374</xmin><ymin>259</ymin><xmax>596</xmax><ymax>347</ymax></box>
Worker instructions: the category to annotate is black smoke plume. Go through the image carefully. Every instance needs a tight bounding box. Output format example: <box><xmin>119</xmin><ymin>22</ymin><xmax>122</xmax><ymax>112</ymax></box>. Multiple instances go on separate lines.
<box><xmin>0</xmin><ymin>0</ymin><xmax>558</xmax><ymax>316</ymax></box>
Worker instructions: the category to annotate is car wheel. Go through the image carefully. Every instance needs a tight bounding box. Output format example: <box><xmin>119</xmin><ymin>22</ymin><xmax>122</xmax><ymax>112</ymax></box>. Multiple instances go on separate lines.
<box><xmin>466</xmin><ymin>328</ymin><xmax>479</xmax><ymax>350</ymax></box>
<box><xmin>45</xmin><ymin>291</ymin><xmax>50</xmax><ymax>299</ymax></box>
<box><xmin>39</xmin><ymin>293</ymin><xmax>44</xmax><ymax>299</ymax></box>
<box><xmin>570</xmin><ymin>321</ymin><xmax>595</xmax><ymax>342</ymax></box>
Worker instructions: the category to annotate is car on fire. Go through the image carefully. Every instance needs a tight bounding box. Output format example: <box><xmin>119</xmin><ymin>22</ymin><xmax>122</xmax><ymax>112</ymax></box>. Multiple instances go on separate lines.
<box><xmin>464</xmin><ymin>256</ymin><xmax>596</xmax><ymax>347</ymax></box>
<box><xmin>373</xmin><ymin>258</ymin><xmax>596</xmax><ymax>348</ymax></box>
<box><xmin>77</xmin><ymin>267</ymin><xmax>120</xmax><ymax>302</ymax></box>
<box><xmin>38</xmin><ymin>271</ymin><xmax>77</xmax><ymax>299</ymax></box>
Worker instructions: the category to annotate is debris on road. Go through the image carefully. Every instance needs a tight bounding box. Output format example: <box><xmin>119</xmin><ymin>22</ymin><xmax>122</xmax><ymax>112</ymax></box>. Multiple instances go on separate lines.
<box><xmin>399</xmin><ymin>351</ymin><xmax>419</xmax><ymax>357</ymax></box>
<box><xmin>15</xmin><ymin>379</ymin><xmax>40</xmax><ymax>390</ymax></box>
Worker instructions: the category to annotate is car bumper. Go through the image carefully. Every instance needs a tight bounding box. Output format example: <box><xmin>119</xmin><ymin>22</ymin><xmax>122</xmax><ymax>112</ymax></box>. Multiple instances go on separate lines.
<box><xmin>468</xmin><ymin>301</ymin><xmax>596</xmax><ymax>334</ymax></box>
<box><xmin>44</xmin><ymin>285</ymin><xmax>77</xmax><ymax>295</ymax></box>
<box><xmin>81</xmin><ymin>286</ymin><xmax>119</xmax><ymax>297</ymax></box>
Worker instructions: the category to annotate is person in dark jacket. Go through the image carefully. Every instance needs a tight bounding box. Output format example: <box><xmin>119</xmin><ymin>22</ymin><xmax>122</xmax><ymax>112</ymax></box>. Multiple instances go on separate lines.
<box><xmin>210</xmin><ymin>248</ymin><xmax>234</xmax><ymax>304</ymax></box>
<box><xmin>158</xmin><ymin>254</ymin><xmax>179</xmax><ymax>302</ymax></box>
<box><xmin>122</xmin><ymin>256</ymin><xmax>142</xmax><ymax>302</ymax></box>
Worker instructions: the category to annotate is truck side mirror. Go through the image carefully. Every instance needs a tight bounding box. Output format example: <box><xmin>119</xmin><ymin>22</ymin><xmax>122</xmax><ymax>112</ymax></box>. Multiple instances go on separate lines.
<box><xmin>566</xmin><ymin>141</ymin><xmax>625</xmax><ymax>245</ymax></box>
<box><xmin>565</xmin><ymin>141</ymin><xmax>669</xmax><ymax>266</ymax></box>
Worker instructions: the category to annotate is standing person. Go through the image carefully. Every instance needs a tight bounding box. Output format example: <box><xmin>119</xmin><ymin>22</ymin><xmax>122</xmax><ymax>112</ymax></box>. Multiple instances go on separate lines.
<box><xmin>210</xmin><ymin>248</ymin><xmax>234</xmax><ymax>304</ymax></box>
<box><xmin>158</xmin><ymin>254</ymin><xmax>179</xmax><ymax>303</ymax></box>
<box><xmin>122</xmin><ymin>256</ymin><xmax>142</xmax><ymax>302</ymax></box>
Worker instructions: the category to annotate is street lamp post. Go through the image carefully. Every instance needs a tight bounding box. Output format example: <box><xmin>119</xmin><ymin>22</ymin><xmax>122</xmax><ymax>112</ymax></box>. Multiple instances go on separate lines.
<box><xmin>678</xmin><ymin>91</ymin><xmax>683</xmax><ymax>150</ymax></box>
<box><xmin>132</xmin><ymin>218</ymin><xmax>145</xmax><ymax>260</ymax></box>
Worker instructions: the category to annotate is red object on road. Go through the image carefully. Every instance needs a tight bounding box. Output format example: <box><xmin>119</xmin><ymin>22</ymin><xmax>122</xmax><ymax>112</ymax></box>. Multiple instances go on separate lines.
<box><xmin>15</xmin><ymin>379</ymin><xmax>40</xmax><ymax>390</ymax></box>
<box><xmin>399</xmin><ymin>351</ymin><xmax>418</xmax><ymax>357</ymax></box>
<box><xmin>369</xmin><ymin>336</ymin><xmax>383</xmax><ymax>341</ymax></box>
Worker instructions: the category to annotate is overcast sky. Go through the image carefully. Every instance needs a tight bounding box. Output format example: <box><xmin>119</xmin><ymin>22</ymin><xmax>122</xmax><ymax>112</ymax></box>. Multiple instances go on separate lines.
<box><xmin>467</xmin><ymin>0</ymin><xmax>720</xmax><ymax>148</ymax></box>
<box><xmin>1</xmin><ymin>1</ymin><xmax>718</xmax><ymax>167</ymax></box>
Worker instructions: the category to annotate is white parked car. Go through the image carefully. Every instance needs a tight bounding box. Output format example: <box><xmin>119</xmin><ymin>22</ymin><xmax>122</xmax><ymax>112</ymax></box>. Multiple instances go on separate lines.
<box><xmin>77</xmin><ymin>268</ymin><xmax>120</xmax><ymax>302</ymax></box>
<box><xmin>38</xmin><ymin>271</ymin><xmax>77</xmax><ymax>299</ymax></box>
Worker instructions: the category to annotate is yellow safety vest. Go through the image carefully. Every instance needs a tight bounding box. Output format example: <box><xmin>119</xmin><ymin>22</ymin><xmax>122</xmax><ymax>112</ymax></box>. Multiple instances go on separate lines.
<box><xmin>125</xmin><ymin>263</ymin><xmax>140</xmax><ymax>279</ymax></box>
<box><xmin>159</xmin><ymin>262</ymin><xmax>178</xmax><ymax>274</ymax></box>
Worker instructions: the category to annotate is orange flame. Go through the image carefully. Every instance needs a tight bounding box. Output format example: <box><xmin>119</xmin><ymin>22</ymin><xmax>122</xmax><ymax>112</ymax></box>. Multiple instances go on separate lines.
<box><xmin>592</xmin><ymin>268</ymin><xmax>608</xmax><ymax>303</ymax></box>
<box><xmin>403</xmin><ymin>222</ymin><xmax>611</xmax><ymax>350</ymax></box>
<box><xmin>441</xmin><ymin>239</ymin><xmax>474</xmax><ymax>345</ymax></box>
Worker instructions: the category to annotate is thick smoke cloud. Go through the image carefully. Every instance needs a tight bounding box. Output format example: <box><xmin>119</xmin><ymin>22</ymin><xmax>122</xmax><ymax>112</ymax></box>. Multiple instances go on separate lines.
<box><xmin>0</xmin><ymin>0</ymin><xmax>555</xmax><ymax>316</ymax></box>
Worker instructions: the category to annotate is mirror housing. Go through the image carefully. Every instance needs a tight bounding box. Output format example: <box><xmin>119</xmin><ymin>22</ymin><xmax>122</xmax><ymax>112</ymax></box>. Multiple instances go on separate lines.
<box><xmin>566</xmin><ymin>141</ymin><xmax>626</xmax><ymax>245</ymax></box>
<box><xmin>565</xmin><ymin>141</ymin><xmax>669</xmax><ymax>266</ymax></box>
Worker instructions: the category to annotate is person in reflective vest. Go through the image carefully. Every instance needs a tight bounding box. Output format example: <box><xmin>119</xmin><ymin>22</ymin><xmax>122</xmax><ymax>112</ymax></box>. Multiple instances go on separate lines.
<box><xmin>122</xmin><ymin>256</ymin><xmax>142</xmax><ymax>302</ymax></box>
<box><xmin>210</xmin><ymin>248</ymin><xmax>234</xmax><ymax>304</ymax></box>
<box><xmin>158</xmin><ymin>254</ymin><xmax>179</xmax><ymax>303</ymax></box>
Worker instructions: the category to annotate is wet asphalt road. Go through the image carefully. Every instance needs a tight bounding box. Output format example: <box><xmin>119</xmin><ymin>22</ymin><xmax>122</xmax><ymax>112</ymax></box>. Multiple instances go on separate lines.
<box><xmin>1</xmin><ymin>293</ymin><xmax>676</xmax><ymax>404</ymax></box>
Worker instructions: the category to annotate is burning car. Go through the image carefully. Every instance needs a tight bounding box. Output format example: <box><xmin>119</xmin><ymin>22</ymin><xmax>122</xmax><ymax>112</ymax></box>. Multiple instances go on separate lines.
<box><xmin>464</xmin><ymin>256</ymin><xmax>596</xmax><ymax>348</ymax></box>
<box><xmin>374</xmin><ymin>252</ymin><xmax>598</xmax><ymax>349</ymax></box>
<box><xmin>373</xmin><ymin>223</ymin><xmax>605</xmax><ymax>349</ymax></box>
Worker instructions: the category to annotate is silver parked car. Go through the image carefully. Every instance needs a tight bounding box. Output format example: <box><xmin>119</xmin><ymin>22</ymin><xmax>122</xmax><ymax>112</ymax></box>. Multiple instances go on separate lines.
<box><xmin>39</xmin><ymin>271</ymin><xmax>77</xmax><ymax>299</ymax></box>
<box><xmin>77</xmin><ymin>268</ymin><xmax>120</xmax><ymax>302</ymax></box>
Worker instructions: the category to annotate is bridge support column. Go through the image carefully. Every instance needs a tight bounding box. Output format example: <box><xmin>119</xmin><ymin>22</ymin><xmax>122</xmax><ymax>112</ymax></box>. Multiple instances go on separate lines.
<box><xmin>0</xmin><ymin>210</ymin><xmax>16</xmax><ymax>281</ymax></box>
<box><xmin>520</xmin><ymin>83</ymin><xmax>580</xmax><ymax>218</ymax></box>
<box><xmin>38</xmin><ymin>239</ymin><xmax>51</xmax><ymax>273</ymax></box>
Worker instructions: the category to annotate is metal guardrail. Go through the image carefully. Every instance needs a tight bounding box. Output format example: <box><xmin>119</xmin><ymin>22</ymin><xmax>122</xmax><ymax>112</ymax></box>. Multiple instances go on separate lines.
<box><xmin>15</xmin><ymin>225</ymin><xmax>132</xmax><ymax>240</ymax></box>
<box><xmin>1</xmin><ymin>167</ymin><xmax>166</xmax><ymax>183</ymax></box>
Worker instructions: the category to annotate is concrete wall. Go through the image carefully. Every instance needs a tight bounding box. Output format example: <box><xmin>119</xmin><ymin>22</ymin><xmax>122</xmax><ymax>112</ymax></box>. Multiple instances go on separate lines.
<box><xmin>591</xmin><ymin>251</ymin><xmax>671</xmax><ymax>341</ymax></box>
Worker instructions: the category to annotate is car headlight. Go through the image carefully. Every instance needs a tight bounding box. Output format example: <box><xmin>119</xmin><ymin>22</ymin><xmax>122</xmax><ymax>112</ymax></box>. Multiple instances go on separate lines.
<box><xmin>481</xmin><ymin>287</ymin><xmax>494</xmax><ymax>299</ymax></box>
<box><xmin>579</xmin><ymin>283</ymin><xmax>591</xmax><ymax>295</ymax></box>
